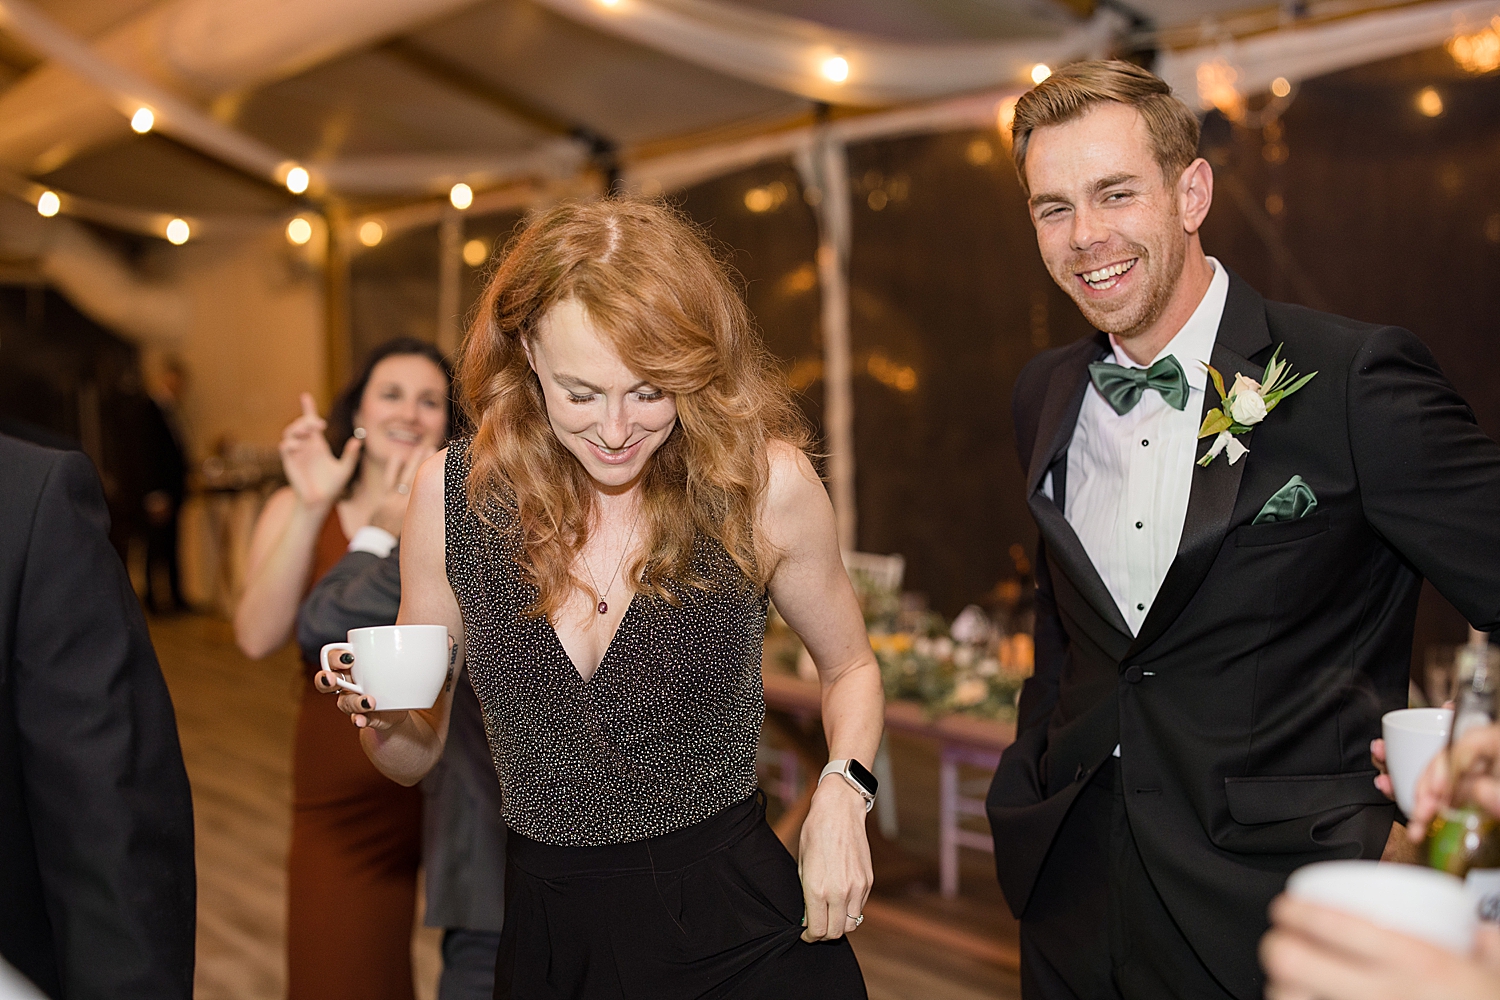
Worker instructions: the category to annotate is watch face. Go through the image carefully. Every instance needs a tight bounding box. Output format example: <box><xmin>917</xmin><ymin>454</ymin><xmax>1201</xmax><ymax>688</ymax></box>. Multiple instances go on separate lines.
<box><xmin>847</xmin><ymin>758</ymin><xmax>878</xmax><ymax>797</ymax></box>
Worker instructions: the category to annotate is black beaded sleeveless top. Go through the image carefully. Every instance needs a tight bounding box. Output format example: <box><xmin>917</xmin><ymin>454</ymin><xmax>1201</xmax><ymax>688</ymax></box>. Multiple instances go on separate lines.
<box><xmin>443</xmin><ymin>440</ymin><xmax>768</xmax><ymax>847</ymax></box>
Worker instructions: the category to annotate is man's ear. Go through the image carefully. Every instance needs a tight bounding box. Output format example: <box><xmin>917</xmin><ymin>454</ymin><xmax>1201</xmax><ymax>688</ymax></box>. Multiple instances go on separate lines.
<box><xmin>1178</xmin><ymin>158</ymin><xmax>1214</xmax><ymax>235</ymax></box>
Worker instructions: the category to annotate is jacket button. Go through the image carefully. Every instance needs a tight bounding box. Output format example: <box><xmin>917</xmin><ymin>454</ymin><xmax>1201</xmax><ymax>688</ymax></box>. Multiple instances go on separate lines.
<box><xmin>1124</xmin><ymin>665</ymin><xmax>1144</xmax><ymax>684</ymax></box>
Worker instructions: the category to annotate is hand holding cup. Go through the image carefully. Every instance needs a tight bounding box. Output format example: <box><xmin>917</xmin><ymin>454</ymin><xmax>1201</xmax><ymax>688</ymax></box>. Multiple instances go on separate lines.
<box><xmin>315</xmin><ymin>624</ymin><xmax>452</xmax><ymax>731</ymax></box>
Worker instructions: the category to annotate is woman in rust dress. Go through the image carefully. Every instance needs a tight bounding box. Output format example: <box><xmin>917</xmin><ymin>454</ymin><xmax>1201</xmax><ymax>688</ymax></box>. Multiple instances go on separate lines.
<box><xmin>235</xmin><ymin>338</ymin><xmax>453</xmax><ymax>999</ymax></box>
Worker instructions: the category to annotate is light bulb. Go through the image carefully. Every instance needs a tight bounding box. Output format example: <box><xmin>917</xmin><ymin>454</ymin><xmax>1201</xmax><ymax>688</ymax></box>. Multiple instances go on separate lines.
<box><xmin>1417</xmin><ymin>86</ymin><xmax>1444</xmax><ymax>117</ymax></box>
<box><xmin>131</xmin><ymin>107</ymin><xmax>154</xmax><ymax>134</ymax></box>
<box><xmin>821</xmin><ymin>56</ymin><xmax>849</xmax><ymax>84</ymax></box>
<box><xmin>358</xmin><ymin>220</ymin><xmax>385</xmax><ymax>247</ymax></box>
<box><xmin>36</xmin><ymin>190</ymin><xmax>60</xmax><ymax>217</ymax></box>
<box><xmin>285</xmin><ymin>166</ymin><xmax>310</xmax><ymax>195</ymax></box>
<box><xmin>1270</xmin><ymin>77</ymin><xmax>1292</xmax><ymax>98</ymax></box>
<box><xmin>165</xmin><ymin>218</ymin><xmax>190</xmax><ymax>245</ymax></box>
<box><xmin>1031</xmin><ymin>63</ymin><xmax>1052</xmax><ymax>85</ymax></box>
<box><xmin>286</xmin><ymin>217</ymin><xmax>313</xmax><ymax>245</ymax></box>
<box><xmin>462</xmin><ymin>239</ymin><xmax>489</xmax><ymax>267</ymax></box>
<box><xmin>449</xmin><ymin>183</ymin><xmax>474</xmax><ymax>210</ymax></box>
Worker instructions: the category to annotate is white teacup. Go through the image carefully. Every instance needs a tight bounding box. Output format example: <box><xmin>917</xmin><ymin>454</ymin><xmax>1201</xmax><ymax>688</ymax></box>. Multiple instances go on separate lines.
<box><xmin>1286</xmin><ymin>859</ymin><xmax>1476</xmax><ymax>954</ymax></box>
<box><xmin>1383</xmin><ymin>707</ymin><xmax>1453</xmax><ymax>816</ymax></box>
<box><xmin>320</xmin><ymin>624</ymin><xmax>451</xmax><ymax>712</ymax></box>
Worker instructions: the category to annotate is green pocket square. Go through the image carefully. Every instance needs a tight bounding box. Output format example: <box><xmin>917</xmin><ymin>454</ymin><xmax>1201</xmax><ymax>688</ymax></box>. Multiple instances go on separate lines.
<box><xmin>1253</xmin><ymin>475</ymin><xmax>1318</xmax><ymax>524</ymax></box>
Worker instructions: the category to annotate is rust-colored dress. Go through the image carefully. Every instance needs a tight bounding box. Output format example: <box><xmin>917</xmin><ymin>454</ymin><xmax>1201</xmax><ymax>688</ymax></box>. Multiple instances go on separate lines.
<box><xmin>285</xmin><ymin>512</ymin><xmax>422</xmax><ymax>1000</ymax></box>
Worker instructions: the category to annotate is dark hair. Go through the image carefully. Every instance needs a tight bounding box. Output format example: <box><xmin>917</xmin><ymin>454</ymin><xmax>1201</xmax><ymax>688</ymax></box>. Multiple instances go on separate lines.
<box><xmin>326</xmin><ymin>337</ymin><xmax>461</xmax><ymax>462</ymax></box>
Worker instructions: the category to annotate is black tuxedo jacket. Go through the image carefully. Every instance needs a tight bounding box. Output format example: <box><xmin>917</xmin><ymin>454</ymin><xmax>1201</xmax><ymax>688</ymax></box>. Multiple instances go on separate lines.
<box><xmin>986</xmin><ymin>272</ymin><xmax>1500</xmax><ymax>998</ymax></box>
<box><xmin>0</xmin><ymin>435</ymin><xmax>195</xmax><ymax>999</ymax></box>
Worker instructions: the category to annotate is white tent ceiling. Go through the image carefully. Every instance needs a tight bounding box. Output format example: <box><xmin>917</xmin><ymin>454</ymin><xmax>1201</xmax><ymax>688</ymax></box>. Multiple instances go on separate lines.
<box><xmin>0</xmin><ymin>0</ymin><xmax>1488</xmax><ymax>242</ymax></box>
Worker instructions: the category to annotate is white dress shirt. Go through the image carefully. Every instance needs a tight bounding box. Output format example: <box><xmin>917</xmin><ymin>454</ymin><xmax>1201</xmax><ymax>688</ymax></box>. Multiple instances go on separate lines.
<box><xmin>1052</xmin><ymin>258</ymin><xmax>1229</xmax><ymax>637</ymax></box>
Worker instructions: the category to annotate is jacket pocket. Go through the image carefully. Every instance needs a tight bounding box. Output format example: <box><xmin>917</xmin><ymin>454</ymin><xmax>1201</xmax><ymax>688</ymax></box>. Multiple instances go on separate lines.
<box><xmin>1213</xmin><ymin>771</ymin><xmax>1392</xmax><ymax>855</ymax></box>
<box><xmin>1225</xmin><ymin>770</ymin><xmax>1388</xmax><ymax>823</ymax></box>
<box><xmin>1234</xmin><ymin>511</ymin><xmax>1329</xmax><ymax>548</ymax></box>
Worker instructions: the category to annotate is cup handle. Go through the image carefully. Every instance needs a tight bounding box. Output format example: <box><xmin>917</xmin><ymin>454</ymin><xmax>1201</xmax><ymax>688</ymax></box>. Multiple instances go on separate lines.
<box><xmin>318</xmin><ymin>642</ymin><xmax>365</xmax><ymax>696</ymax></box>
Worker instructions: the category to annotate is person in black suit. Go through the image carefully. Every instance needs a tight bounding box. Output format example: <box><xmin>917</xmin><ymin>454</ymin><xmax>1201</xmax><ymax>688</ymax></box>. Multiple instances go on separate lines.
<box><xmin>986</xmin><ymin>60</ymin><xmax>1500</xmax><ymax>999</ymax></box>
<box><xmin>0</xmin><ymin>433</ymin><xmax>196</xmax><ymax>999</ymax></box>
<box><xmin>297</xmin><ymin>542</ymin><xmax>506</xmax><ymax>1000</ymax></box>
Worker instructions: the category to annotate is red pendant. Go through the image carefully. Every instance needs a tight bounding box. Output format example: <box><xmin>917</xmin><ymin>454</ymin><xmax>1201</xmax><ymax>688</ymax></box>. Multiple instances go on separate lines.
<box><xmin>598</xmin><ymin>601</ymin><xmax>608</xmax><ymax>615</ymax></box>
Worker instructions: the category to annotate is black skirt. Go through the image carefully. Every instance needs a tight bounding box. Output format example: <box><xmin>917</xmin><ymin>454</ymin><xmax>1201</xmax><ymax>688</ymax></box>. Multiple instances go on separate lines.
<box><xmin>495</xmin><ymin>792</ymin><xmax>868</xmax><ymax>1000</ymax></box>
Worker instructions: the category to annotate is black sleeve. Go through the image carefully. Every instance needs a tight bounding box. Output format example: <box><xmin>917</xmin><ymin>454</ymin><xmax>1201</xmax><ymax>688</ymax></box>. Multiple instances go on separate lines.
<box><xmin>1011</xmin><ymin>359</ymin><xmax>1069</xmax><ymax>740</ymax></box>
<box><xmin>16</xmin><ymin>451</ymin><xmax>195</xmax><ymax>999</ymax></box>
<box><xmin>1016</xmin><ymin>535</ymin><xmax>1067</xmax><ymax>737</ymax></box>
<box><xmin>1348</xmin><ymin>327</ymin><xmax>1500</xmax><ymax>630</ymax></box>
<box><xmin>296</xmin><ymin>549</ymin><xmax>403</xmax><ymax>663</ymax></box>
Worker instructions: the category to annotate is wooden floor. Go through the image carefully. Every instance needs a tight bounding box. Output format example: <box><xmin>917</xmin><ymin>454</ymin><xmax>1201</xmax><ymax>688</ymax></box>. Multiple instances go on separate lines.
<box><xmin>150</xmin><ymin>613</ymin><xmax>1020</xmax><ymax>999</ymax></box>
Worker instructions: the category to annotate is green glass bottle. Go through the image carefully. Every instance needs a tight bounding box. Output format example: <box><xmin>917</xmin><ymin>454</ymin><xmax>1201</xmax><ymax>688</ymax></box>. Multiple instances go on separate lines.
<box><xmin>1428</xmin><ymin>638</ymin><xmax>1500</xmax><ymax>877</ymax></box>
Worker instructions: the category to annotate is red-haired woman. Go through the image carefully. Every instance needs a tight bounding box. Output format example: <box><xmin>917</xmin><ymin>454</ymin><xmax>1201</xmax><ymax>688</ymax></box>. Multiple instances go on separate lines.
<box><xmin>319</xmin><ymin>199</ymin><xmax>882</xmax><ymax>998</ymax></box>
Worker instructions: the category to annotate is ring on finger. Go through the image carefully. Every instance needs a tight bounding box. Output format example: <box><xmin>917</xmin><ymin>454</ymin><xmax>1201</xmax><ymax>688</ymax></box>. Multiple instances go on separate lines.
<box><xmin>846</xmin><ymin>913</ymin><xmax>864</xmax><ymax>929</ymax></box>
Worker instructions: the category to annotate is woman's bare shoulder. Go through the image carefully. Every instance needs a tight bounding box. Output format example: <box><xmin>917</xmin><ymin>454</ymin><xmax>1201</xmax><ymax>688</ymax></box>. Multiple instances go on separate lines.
<box><xmin>255</xmin><ymin>484</ymin><xmax>299</xmax><ymax>528</ymax></box>
<box><xmin>765</xmin><ymin>440</ymin><xmax>822</xmax><ymax>504</ymax></box>
<box><xmin>412</xmin><ymin>447</ymin><xmax>451</xmax><ymax>505</ymax></box>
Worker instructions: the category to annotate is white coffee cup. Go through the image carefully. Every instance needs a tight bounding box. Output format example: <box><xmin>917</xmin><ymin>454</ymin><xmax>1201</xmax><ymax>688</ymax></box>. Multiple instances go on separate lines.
<box><xmin>1383</xmin><ymin>707</ymin><xmax>1453</xmax><ymax>816</ymax></box>
<box><xmin>320</xmin><ymin>624</ymin><xmax>451</xmax><ymax>712</ymax></box>
<box><xmin>1286</xmin><ymin>859</ymin><xmax>1477</xmax><ymax>953</ymax></box>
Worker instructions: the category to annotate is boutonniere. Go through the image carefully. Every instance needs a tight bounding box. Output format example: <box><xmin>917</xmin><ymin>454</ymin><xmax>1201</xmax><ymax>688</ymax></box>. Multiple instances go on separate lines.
<box><xmin>1196</xmin><ymin>345</ymin><xmax>1317</xmax><ymax>467</ymax></box>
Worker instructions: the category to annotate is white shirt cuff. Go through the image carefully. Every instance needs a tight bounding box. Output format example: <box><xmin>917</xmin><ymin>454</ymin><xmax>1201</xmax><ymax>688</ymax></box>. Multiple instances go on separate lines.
<box><xmin>347</xmin><ymin>525</ymin><xmax>397</xmax><ymax>558</ymax></box>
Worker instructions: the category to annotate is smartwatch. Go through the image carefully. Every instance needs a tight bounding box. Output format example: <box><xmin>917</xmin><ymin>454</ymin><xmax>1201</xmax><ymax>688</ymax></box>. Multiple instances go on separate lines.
<box><xmin>818</xmin><ymin>758</ymin><xmax>878</xmax><ymax>812</ymax></box>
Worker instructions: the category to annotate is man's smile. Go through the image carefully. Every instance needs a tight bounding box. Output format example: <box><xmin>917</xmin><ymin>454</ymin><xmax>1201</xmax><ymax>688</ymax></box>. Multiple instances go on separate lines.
<box><xmin>1079</xmin><ymin>257</ymin><xmax>1138</xmax><ymax>291</ymax></box>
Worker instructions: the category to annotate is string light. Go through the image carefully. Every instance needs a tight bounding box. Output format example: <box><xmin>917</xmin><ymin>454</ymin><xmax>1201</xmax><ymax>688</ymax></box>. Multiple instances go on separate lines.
<box><xmin>996</xmin><ymin>96</ymin><xmax>1019</xmax><ymax>147</ymax></box>
<box><xmin>1196</xmin><ymin>58</ymin><xmax>1246</xmax><ymax>121</ymax></box>
<box><xmin>165</xmin><ymin>218</ymin><xmax>191</xmax><ymax>244</ymax></box>
<box><xmin>286</xmin><ymin>217</ymin><xmax>313</xmax><ymax>245</ymax></box>
<box><xmin>820</xmin><ymin>56</ymin><xmax>849</xmax><ymax>84</ymax></box>
<box><xmin>284</xmin><ymin>166</ymin><xmax>309</xmax><ymax>195</ymax></box>
<box><xmin>462</xmin><ymin>239</ymin><xmax>489</xmax><ymax>267</ymax></box>
<box><xmin>358</xmin><ymin>220</ymin><xmax>385</xmax><ymax>247</ymax></box>
<box><xmin>1031</xmin><ymin>63</ymin><xmax>1052</xmax><ymax>85</ymax></box>
<box><xmin>1270</xmin><ymin>77</ymin><xmax>1292</xmax><ymax>98</ymax></box>
<box><xmin>1417</xmin><ymin>86</ymin><xmax>1444</xmax><ymax>117</ymax></box>
<box><xmin>130</xmin><ymin>107</ymin><xmax>154</xmax><ymax>134</ymax></box>
<box><xmin>36</xmin><ymin>190</ymin><xmax>60</xmax><ymax>217</ymax></box>
<box><xmin>1448</xmin><ymin>17</ymin><xmax>1500</xmax><ymax>75</ymax></box>
<box><xmin>449</xmin><ymin>183</ymin><xmax>473</xmax><ymax>210</ymax></box>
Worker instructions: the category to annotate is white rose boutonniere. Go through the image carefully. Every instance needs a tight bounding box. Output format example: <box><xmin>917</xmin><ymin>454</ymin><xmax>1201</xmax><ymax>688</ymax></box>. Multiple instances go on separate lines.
<box><xmin>1197</xmin><ymin>345</ymin><xmax>1316</xmax><ymax>467</ymax></box>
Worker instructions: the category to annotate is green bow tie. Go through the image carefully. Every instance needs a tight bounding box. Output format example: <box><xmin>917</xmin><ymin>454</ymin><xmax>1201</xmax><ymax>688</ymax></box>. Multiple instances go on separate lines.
<box><xmin>1088</xmin><ymin>355</ymin><xmax>1189</xmax><ymax>415</ymax></box>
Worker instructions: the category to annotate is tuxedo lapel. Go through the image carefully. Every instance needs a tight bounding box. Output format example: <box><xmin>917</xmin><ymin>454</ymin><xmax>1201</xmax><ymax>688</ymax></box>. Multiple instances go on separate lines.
<box><xmin>1026</xmin><ymin>334</ymin><xmax>1132</xmax><ymax>641</ymax></box>
<box><xmin>1126</xmin><ymin>272</ymin><xmax>1273</xmax><ymax>659</ymax></box>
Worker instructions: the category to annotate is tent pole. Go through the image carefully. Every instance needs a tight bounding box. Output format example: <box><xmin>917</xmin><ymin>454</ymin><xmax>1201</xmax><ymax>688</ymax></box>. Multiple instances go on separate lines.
<box><xmin>800</xmin><ymin>133</ymin><xmax>857</xmax><ymax>551</ymax></box>
<box><xmin>323</xmin><ymin>201</ymin><xmax>353</xmax><ymax>406</ymax></box>
<box><xmin>438</xmin><ymin>210</ymin><xmax>463</xmax><ymax>357</ymax></box>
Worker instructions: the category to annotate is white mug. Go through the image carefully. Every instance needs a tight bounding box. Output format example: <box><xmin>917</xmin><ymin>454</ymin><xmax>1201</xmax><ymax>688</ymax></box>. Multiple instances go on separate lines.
<box><xmin>1382</xmin><ymin>707</ymin><xmax>1453</xmax><ymax>817</ymax></box>
<box><xmin>320</xmin><ymin>624</ymin><xmax>451</xmax><ymax>712</ymax></box>
<box><xmin>1286</xmin><ymin>859</ymin><xmax>1477</xmax><ymax>954</ymax></box>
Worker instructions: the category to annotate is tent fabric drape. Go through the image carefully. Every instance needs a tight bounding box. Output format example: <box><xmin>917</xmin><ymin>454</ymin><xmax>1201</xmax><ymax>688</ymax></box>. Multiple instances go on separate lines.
<box><xmin>529</xmin><ymin>0</ymin><xmax>1125</xmax><ymax>106</ymax></box>
<box><xmin>1156</xmin><ymin>0</ymin><xmax>1500</xmax><ymax>108</ymax></box>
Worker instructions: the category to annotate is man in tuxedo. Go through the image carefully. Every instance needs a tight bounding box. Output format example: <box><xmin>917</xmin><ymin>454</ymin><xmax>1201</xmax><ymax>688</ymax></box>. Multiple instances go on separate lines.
<box><xmin>0</xmin><ymin>434</ymin><xmax>196</xmax><ymax>998</ymax></box>
<box><xmin>986</xmin><ymin>60</ymin><xmax>1500</xmax><ymax>999</ymax></box>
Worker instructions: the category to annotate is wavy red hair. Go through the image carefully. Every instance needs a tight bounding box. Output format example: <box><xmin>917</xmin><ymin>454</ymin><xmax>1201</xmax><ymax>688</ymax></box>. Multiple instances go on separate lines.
<box><xmin>458</xmin><ymin>198</ymin><xmax>810</xmax><ymax>617</ymax></box>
